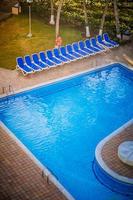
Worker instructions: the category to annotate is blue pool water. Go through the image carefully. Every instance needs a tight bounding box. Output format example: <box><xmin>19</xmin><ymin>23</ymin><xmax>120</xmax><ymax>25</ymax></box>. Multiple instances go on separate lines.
<box><xmin>0</xmin><ymin>63</ymin><xmax>133</xmax><ymax>200</ymax></box>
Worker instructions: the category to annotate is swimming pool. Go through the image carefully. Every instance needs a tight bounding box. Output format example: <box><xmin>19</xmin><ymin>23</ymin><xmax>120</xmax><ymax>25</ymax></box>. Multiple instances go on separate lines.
<box><xmin>0</xmin><ymin>63</ymin><xmax>133</xmax><ymax>200</ymax></box>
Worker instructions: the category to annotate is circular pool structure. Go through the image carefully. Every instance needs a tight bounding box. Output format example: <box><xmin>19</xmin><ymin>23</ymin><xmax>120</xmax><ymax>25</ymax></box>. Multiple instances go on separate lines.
<box><xmin>118</xmin><ymin>141</ymin><xmax>133</xmax><ymax>166</ymax></box>
<box><xmin>94</xmin><ymin>121</ymin><xmax>133</xmax><ymax>197</ymax></box>
<box><xmin>93</xmin><ymin>159</ymin><xmax>133</xmax><ymax>196</ymax></box>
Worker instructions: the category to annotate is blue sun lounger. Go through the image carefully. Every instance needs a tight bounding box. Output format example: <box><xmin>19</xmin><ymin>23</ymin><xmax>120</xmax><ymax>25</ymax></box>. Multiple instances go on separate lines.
<box><xmin>39</xmin><ymin>51</ymin><xmax>56</xmax><ymax>67</ymax></box>
<box><xmin>16</xmin><ymin>57</ymin><xmax>33</xmax><ymax>75</ymax></box>
<box><xmin>53</xmin><ymin>48</ymin><xmax>70</xmax><ymax>63</ymax></box>
<box><xmin>66</xmin><ymin>44</ymin><xmax>82</xmax><ymax>59</ymax></box>
<box><xmin>46</xmin><ymin>50</ymin><xmax>63</xmax><ymax>66</ymax></box>
<box><xmin>103</xmin><ymin>33</ymin><xmax>119</xmax><ymax>47</ymax></box>
<box><xmin>25</xmin><ymin>55</ymin><xmax>41</xmax><ymax>71</ymax></box>
<box><xmin>72</xmin><ymin>42</ymin><xmax>89</xmax><ymax>57</ymax></box>
<box><xmin>85</xmin><ymin>39</ymin><xmax>101</xmax><ymax>53</ymax></box>
<box><xmin>32</xmin><ymin>53</ymin><xmax>49</xmax><ymax>70</ymax></box>
<box><xmin>91</xmin><ymin>38</ymin><xmax>106</xmax><ymax>51</ymax></box>
<box><xmin>60</xmin><ymin>46</ymin><xmax>76</xmax><ymax>61</ymax></box>
<box><xmin>78</xmin><ymin>41</ymin><xmax>95</xmax><ymax>55</ymax></box>
<box><xmin>97</xmin><ymin>35</ymin><xmax>114</xmax><ymax>48</ymax></box>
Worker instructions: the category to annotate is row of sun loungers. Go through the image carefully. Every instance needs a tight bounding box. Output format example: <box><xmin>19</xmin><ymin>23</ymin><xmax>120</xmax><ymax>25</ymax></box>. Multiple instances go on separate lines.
<box><xmin>16</xmin><ymin>33</ymin><xmax>119</xmax><ymax>75</ymax></box>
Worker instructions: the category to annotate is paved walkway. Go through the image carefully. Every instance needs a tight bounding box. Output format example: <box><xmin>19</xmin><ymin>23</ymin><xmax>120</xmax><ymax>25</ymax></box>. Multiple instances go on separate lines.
<box><xmin>101</xmin><ymin>124</ymin><xmax>133</xmax><ymax>179</ymax></box>
<box><xmin>0</xmin><ymin>126</ymin><xmax>67</xmax><ymax>200</ymax></box>
<box><xmin>0</xmin><ymin>44</ymin><xmax>133</xmax><ymax>199</ymax></box>
<box><xmin>0</xmin><ymin>42</ymin><xmax>133</xmax><ymax>95</ymax></box>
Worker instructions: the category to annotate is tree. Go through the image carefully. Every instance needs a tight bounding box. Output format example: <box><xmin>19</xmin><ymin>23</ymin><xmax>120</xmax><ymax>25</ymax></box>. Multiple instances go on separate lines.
<box><xmin>99</xmin><ymin>1</ymin><xmax>109</xmax><ymax>35</ymax></box>
<box><xmin>83</xmin><ymin>0</ymin><xmax>90</xmax><ymax>37</ymax></box>
<box><xmin>113</xmin><ymin>0</ymin><xmax>121</xmax><ymax>38</ymax></box>
<box><xmin>49</xmin><ymin>0</ymin><xmax>55</xmax><ymax>25</ymax></box>
<box><xmin>55</xmin><ymin>0</ymin><xmax>64</xmax><ymax>38</ymax></box>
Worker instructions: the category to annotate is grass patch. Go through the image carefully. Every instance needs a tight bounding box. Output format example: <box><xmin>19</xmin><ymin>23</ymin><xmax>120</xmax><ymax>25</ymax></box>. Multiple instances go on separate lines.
<box><xmin>0</xmin><ymin>14</ymin><xmax>82</xmax><ymax>70</ymax></box>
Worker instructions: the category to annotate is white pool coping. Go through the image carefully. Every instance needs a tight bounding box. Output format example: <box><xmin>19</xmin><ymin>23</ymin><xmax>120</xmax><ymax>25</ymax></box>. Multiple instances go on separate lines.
<box><xmin>0</xmin><ymin>61</ymin><xmax>133</xmax><ymax>198</ymax></box>
<box><xmin>95</xmin><ymin>119</ymin><xmax>133</xmax><ymax>185</ymax></box>
<box><xmin>0</xmin><ymin>121</ymin><xmax>75</xmax><ymax>200</ymax></box>
<box><xmin>0</xmin><ymin>61</ymin><xmax>132</xmax><ymax>99</ymax></box>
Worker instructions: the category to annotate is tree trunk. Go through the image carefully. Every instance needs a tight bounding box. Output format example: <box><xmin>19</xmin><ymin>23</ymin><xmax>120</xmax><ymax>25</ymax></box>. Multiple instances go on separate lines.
<box><xmin>49</xmin><ymin>0</ymin><xmax>55</xmax><ymax>25</ymax></box>
<box><xmin>99</xmin><ymin>1</ymin><xmax>109</xmax><ymax>35</ymax></box>
<box><xmin>113</xmin><ymin>0</ymin><xmax>121</xmax><ymax>38</ymax></box>
<box><xmin>83</xmin><ymin>0</ymin><xmax>90</xmax><ymax>37</ymax></box>
<box><xmin>55</xmin><ymin>0</ymin><xmax>64</xmax><ymax>38</ymax></box>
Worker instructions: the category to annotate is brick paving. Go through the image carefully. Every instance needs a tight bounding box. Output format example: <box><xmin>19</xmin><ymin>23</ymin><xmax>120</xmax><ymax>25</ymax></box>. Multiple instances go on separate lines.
<box><xmin>0</xmin><ymin>43</ymin><xmax>133</xmax><ymax>199</ymax></box>
<box><xmin>101</xmin><ymin>123</ymin><xmax>133</xmax><ymax>179</ymax></box>
<box><xmin>0</xmin><ymin>126</ymin><xmax>67</xmax><ymax>200</ymax></box>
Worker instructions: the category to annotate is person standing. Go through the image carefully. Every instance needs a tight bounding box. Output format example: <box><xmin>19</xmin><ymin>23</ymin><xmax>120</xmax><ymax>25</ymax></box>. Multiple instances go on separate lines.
<box><xmin>55</xmin><ymin>35</ymin><xmax>62</xmax><ymax>48</ymax></box>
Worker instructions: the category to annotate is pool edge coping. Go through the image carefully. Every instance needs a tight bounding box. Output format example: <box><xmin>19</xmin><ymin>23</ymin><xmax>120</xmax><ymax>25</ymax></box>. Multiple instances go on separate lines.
<box><xmin>95</xmin><ymin>119</ymin><xmax>133</xmax><ymax>185</ymax></box>
<box><xmin>0</xmin><ymin>121</ymin><xmax>75</xmax><ymax>200</ymax></box>
<box><xmin>0</xmin><ymin>61</ymin><xmax>132</xmax><ymax>99</ymax></box>
<box><xmin>0</xmin><ymin>61</ymin><xmax>133</xmax><ymax>198</ymax></box>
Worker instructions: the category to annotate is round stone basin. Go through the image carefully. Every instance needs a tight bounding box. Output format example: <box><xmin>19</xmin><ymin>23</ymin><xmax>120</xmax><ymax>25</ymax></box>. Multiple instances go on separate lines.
<box><xmin>118</xmin><ymin>141</ymin><xmax>133</xmax><ymax>167</ymax></box>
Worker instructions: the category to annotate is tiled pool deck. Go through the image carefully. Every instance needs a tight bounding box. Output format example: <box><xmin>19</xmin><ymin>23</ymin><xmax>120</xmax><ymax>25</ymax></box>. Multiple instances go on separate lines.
<box><xmin>0</xmin><ymin>41</ymin><xmax>133</xmax><ymax>95</ymax></box>
<box><xmin>0</xmin><ymin>123</ymin><xmax>133</xmax><ymax>200</ymax></box>
<box><xmin>0</xmin><ymin>43</ymin><xmax>133</xmax><ymax>199</ymax></box>
<box><xmin>101</xmin><ymin>123</ymin><xmax>133</xmax><ymax>179</ymax></box>
<box><xmin>0</xmin><ymin>126</ymin><xmax>67</xmax><ymax>200</ymax></box>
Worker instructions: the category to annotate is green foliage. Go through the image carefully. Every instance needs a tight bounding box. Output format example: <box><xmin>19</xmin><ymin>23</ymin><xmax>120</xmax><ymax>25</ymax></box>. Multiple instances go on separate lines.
<box><xmin>0</xmin><ymin>14</ymin><xmax>82</xmax><ymax>70</ymax></box>
<box><xmin>20</xmin><ymin>0</ymin><xmax>133</xmax><ymax>36</ymax></box>
<box><xmin>1</xmin><ymin>0</ymin><xmax>133</xmax><ymax>70</ymax></box>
